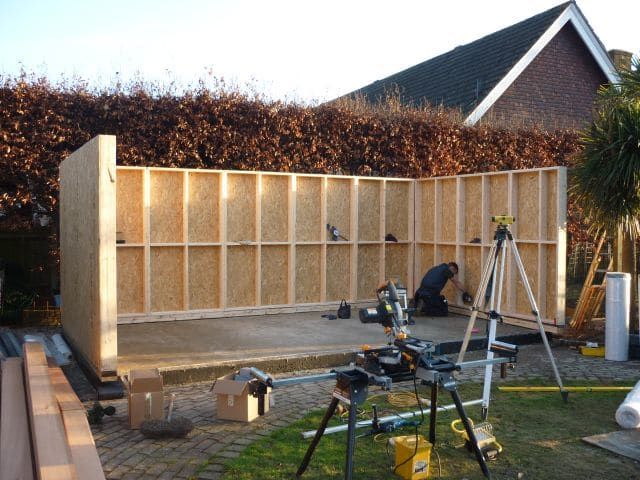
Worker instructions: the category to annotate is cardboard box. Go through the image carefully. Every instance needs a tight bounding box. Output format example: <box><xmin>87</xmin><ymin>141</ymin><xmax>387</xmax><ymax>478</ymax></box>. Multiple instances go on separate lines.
<box><xmin>126</xmin><ymin>368</ymin><xmax>164</xmax><ymax>429</ymax></box>
<box><xmin>212</xmin><ymin>373</ymin><xmax>270</xmax><ymax>422</ymax></box>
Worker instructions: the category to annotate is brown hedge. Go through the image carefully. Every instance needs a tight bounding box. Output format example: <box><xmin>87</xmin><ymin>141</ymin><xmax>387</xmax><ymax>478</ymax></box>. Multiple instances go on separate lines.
<box><xmin>0</xmin><ymin>76</ymin><xmax>585</xmax><ymax>243</ymax></box>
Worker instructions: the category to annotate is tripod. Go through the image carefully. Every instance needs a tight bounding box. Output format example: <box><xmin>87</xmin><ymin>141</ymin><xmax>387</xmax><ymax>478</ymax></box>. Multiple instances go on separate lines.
<box><xmin>457</xmin><ymin>217</ymin><xmax>567</xmax><ymax>418</ymax></box>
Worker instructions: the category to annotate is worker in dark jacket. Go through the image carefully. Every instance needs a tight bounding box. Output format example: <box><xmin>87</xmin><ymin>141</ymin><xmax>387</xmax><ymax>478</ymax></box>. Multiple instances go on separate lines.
<box><xmin>414</xmin><ymin>262</ymin><xmax>472</xmax><ymax>316</ymax></box>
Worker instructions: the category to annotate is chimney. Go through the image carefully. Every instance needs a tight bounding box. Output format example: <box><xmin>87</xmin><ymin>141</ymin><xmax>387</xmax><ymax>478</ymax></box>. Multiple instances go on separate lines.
<box><xmin>608</xmin><ymin>49</ymin><xmax>633</xmax><ymax>72</ymax></box>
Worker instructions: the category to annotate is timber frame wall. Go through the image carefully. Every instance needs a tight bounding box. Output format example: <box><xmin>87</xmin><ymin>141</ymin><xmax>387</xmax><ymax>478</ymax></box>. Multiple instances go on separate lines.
<box><xmin>60</xmin><ymin>136</ymin><xmax>566</xmax><ymax>380</ymax></box>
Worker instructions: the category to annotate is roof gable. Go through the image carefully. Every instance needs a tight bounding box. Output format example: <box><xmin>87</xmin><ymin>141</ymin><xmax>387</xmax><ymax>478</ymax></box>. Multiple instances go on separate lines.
<box><xmin>343</xmin><ymin>2</ymin><xmax>618</xmax><ymax>125</ymax></box>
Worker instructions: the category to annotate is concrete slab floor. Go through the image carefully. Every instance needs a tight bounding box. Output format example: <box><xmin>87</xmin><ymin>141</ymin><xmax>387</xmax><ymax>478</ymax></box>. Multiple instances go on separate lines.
<box><xmin>117</xmin><ymin>310</ymin><xmax>528</xmax><ymax>375</ymax></box>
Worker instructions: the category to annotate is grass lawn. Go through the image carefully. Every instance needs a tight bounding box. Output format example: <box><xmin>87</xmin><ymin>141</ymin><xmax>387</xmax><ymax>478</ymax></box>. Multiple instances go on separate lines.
<box><xmin>208</xmin><ymin>380</ymin><xmax>639</xmax><ymax>480</ymax></box>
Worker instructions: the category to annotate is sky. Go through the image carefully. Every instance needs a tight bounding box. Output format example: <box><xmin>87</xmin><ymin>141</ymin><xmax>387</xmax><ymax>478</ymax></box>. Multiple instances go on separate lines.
<box><xmin>1</xmin><ymin>0</ymin><xmax>638</xmax><ymax>104</ymax></box>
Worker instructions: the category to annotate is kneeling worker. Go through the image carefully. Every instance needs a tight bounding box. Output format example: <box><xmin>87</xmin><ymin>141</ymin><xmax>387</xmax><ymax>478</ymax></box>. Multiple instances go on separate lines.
<box><xmin>414</xmin><ymin>262</ymin><xmax>472</xmax><ymax>316</ymax></box>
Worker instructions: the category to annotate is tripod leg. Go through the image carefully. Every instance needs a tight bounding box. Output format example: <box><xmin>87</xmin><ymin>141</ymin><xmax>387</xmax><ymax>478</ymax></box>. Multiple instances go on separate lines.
<box><xmin>447</xmin><ymin>385</ymin><xmax>491</xmax><ymax>479</ymax></box>
<box><xmin>508</xmin><ymin>237</ymin><xmax>567</xmax><ymax>402</ymax></box>
<box><xmin>344</xmin><ymin>399</ymin><xmax>359</xmax><ymax>480</ymax></box>
<box><xmin>429</xmin><ymin>384</ymin><xmax>438</xmax><ymax>445</ymax></box>
<box><xmin>297</xmin><ymin>397</ymin><xmax>340</xmax><ymax>478</ymax></box>
<box><xmin>458</xmin><ymin>242</ymin><xmax>499</xmax><ymax>363</ymax></box>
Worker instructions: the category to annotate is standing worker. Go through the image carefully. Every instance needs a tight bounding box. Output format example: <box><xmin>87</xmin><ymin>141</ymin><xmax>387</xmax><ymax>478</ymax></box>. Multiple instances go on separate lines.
<box><xmin>414</xmin><ymin>262</ymin><xmax>472</xmax><ymax>316</ymax></box>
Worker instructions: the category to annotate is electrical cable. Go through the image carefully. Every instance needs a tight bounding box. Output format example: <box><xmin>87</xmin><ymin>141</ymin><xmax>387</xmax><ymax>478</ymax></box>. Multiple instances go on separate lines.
<box><xmin>392</xmin><ymin>369</ymin><xmax>425</xmax><ymax>475</ymax></box>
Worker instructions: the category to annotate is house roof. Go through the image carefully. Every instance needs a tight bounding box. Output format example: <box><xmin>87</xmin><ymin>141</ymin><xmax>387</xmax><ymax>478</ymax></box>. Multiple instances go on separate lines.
<box><xmin>342</xmin><ymin>1</ymin><xmax>619</xmax><ymax>125</ymax></box>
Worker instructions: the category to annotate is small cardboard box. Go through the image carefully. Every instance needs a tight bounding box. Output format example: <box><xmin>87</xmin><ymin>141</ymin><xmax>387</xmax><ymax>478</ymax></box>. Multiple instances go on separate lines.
<box><xmin>212</xmin><ymin>373</ymin><xmax>270</xmax><ymax>422</ymax></box>
<box><xmin>126</xmin><ymin>368</ymin><xmax>164</xmax><ymax>429</ymax></box>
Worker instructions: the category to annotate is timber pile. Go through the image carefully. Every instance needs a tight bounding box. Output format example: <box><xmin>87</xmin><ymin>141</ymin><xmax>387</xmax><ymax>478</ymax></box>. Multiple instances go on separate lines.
<box><xmin>0</xmin><ymin>342</ymin><xmax>105</xmax><ymax>480</ymax></box>
<box><xmin>570</xmin><ymin>235</ymin><xmax>610</xmax><ymax>330</ymax></box>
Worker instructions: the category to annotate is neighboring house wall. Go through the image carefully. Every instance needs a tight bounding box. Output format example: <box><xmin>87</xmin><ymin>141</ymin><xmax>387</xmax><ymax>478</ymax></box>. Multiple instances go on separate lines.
<box><xmin>482</xmin><ymin>23</ymin><xmax>608</xmax><ymax>130</ymax></box>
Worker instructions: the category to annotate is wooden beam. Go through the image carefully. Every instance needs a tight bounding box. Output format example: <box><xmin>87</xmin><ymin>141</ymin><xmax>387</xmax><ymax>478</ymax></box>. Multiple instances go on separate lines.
<box><xmin>0</xmin><ymin>358</ymin><xmax>35</xmax><ymax>480</ymax></box>
<box><xmin>23</xmin><ymin>342</ymin><xmax>77</xmax><ymax>480</ymax></box>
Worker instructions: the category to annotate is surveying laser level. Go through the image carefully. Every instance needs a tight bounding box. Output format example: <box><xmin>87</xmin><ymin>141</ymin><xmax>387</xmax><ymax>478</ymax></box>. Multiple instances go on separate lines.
<box><xmin>490</xmin><ymin>215</ymin><xmax>515</xmax><ymax>225</ymax></box>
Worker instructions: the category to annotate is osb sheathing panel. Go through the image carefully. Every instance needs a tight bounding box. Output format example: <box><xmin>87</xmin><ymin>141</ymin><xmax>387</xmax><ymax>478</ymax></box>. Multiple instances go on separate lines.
<box><xmin>545</xmin><ymin>245</ymin><xmax>558</xmax><ymax>320</ymax></box>
<box><xmin>150</xmin><ymin>171</ymin><xmax>183</xmax><ymax>243</ymax></box>
<box><xmin>486</xmin><ymin>174</ymin><xmax>509</xmax><ymax>243</ymax></box>
<box><xmin>416</xmin><ymin>245</ymin><xmax>435</xmax><ymax>281</ymax></box>
<box><xmin>326</xmin><ymin>245</ymin><xmax>350</xmax><ymax>301</ymax></box>
<box><xmin>116</xmin><ymin>169</ymin><xmax>143</xmax><ymax>244</ymax></box>
<box><xmin>60</xmin><ymin>136</ymin><xmax>117</xmax><ymax>378</ymax></box>
<box><xmin>438</xmin><ymin>245</ymin><xmax>458</xmax><ymax>303</ymax></box>
<box><xmin>261</xmin><ymin>176</ymin><xmax>289</xmax><ymax>242</ymax></box>
<box><xmin>117</xmin><ymin>248</ymin><xmax>144</xmax><ymax>314</ymax></box>
<box><xmin>385</xmin><ymin>182</ymin><xmax>410</xmax><ymax>241</ymax></box>
<box><xmin>357</xmin><ymin>245</ymin><xmax>380</xmax><ymax>299</ymax></box>
<box><xmin>150</xmin><ymin>247</ymin><xmax>184</xmax><ymax>312</ymax></box>
<box><xmin>385</xmin><ymin>244</ymin><xmax>409</xmax><ymax>287</ymax></box>
<box><xmin>296</xmin><ymin>177</ymin><xmax>322</xmax><ymax>242</ymax></box>
<box><xmin>227</xmin><ymin>174</ymin><xmax>256</xmax><ymax>242</ymax></box>
<box><xmin>261</xmin><ymin>245</ymin><xmax>289</xmax><ymax>305</ymax></box>
<box><xmin>358</xmin><ymin>180</ymin><xmax>381</xmax><ymax>241</ymax></box>
<box><xmin>516</xmin><ymin>172</ymin><xmax>539</xmax><ymax>240</ymax></box>
<box><xmin>514</xmin><ymin>243</ymin><xmax>538</xmax><ymax>314</ymax></box>
<box><xmin>462</xmin><ymin>246</ymin><xmax>482</xmax><ymax>302</ymax></box>
<box><xmin>545</xmin><ymin>170</ymin><xmax>558</xmax><ymax>241</ymax></box>
<box><xmin>464</xmin><ymin>177</ymin><xmax>482</xmax><ymax>243</ymax></box>
<box><xmin>188</xmin><ymin>172</ymin><xmax>219</xmax><ymax>243</ymax></box>
<box><xmin>295</xmin><ymin>245</ymin><xmax>321</xmax><ymax>303</ymax></box>
<box><xmin>440</xmin><ymin>180</ymin><xmax>457</xmax><ymax>242</ymax></box>
<box><xmin>227</xmin><ymin>246</ymin><xmax>257</xmax><ymax>307</ymax></box>
<box><xmin>188</xmin><ymin>247</ymin><xmax>220</xmax><ymax>310</ymax></box>
<box><xmin>326</xmin><ymin>178</ymin><xmax>351</xmax><ymax>240</ymax></box>
<box><xmin>418</xmin><ymin>182</ymin><xmax>435</xmax><ymax>241</ymax></box>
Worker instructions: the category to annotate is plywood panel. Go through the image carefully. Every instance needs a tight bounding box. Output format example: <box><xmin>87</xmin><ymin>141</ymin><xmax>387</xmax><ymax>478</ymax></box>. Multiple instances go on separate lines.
<box><xmin>150</xmin><ymin>171</ymin><xmax>183</xmax><ymax>243</ymax></box>
<box><xmin>486</xmin><ymin>174</ymin><xmax>509</xmax><ymax>243</ymax></box>
<box><xmin>188</xmin><ymin>172</ymin><xmax>219</xmax><ymax>243</ymax></box>
<box><xmin>385</xmin><ymin>181</ymin><xmax>410</xmax><ymax>241</ymax></box>
<box><xmin>261</xmin><ymin>245</ymin><xmax>289</xmax><ymax>305</ymax></box>
<box><xmin>227</xmin><ymin>174</ymin><xmax>257</xmax><ymax>242</ymax></box>
<box><xmin>296</xmin><ymin>176</ymin><xmax>322</xmax><ymax>241</ymax></box>
<box><xmin>545</xmin><ymin>170</ymin><xmax>558</xmax><ymax>241</ymax></box>
<box><xmin>150</xmin><ymin>247</ymin><xmax>184</xmax><ymax>312</ymax></box>
<box><xmin>464</xmin><ymin>177</ymin><xmax>483</xmax><ymax>243</ymax></box>
<box><xmin>326</xmin><ymin>245</ymin><xmax>350</xmax><ymax>301</ymax></box>
<box><xmin>416</xmin><ymin>245</ymin><xmax>435</xmax><ymax>290</ymax></box>
<box><xmin>326</xmin><ymin>178</ymin><xmax>351</xmax><ymax>241</ymax></box>
<box><xmin>516</xmin><ymin>171</ymin><xmax>540</xmax><ymax>240</ymax></box>
<box><xmin>438</xmin><ymin>245</ymin><xmax>458</xmax><ymax>303</ymax></box>
<box><xmin>440</xmin><ymin>179</ymin><xmax>457</xmax><ymax>242</ymax></box>
<box><xmin>117</xmin><ymin>248</ymin><xmax>144</xmax><ymax>314</ymax></box>
<box><xmin>463</xmin><ymin>246</ymin><xmax>483</xmax><ymax>303</ymax></box>
<box><xmin>357</xmin><ymin>245</ymin><xmax>380</xmax><ymax>299</ymax></box>
<box><xmin>227</xmin><ymin>246</ymin><xmax>257</xmax><ymax>307</ymax></box>
<box><xmin>418</xmin><ymin>181</ymin><xmax>435</xmax><ymax>241</ymax></box>
<box><xmin>358</xmin><ymin>180</ymin><xmax>381</xmax><ymax>241</ymax></box>
<box><xmin>60</xmin><ymin>135</ymin><xmax>117</xmax><ymax>379</ymax></box>
<box><xmin>261</xmin><ymin>175</ymin><xmax>289</xmax><ymax>242</ymax></box>
<box><xmin>188</xmin><ymin>247</ymin><xmax>220</xmax><ymax>309</ymax></box>
<box><xmin>295</xmin><ymin>245</ymin><xmax>321</xmax><ymax>303</ymax></box>
<box><xmin>116</xmin><ymin>169</ymin><xmax>143</xmax><ymax>244</ymax></box>
<box><xmin>514</xmin><ymin>243</ymin><xmax>538</xmax><ymax>314</ymax></box>
<box><xmin>385</xmin><ymin>244</ymin><xmax>409</xmax><ymax>287</ymax></box>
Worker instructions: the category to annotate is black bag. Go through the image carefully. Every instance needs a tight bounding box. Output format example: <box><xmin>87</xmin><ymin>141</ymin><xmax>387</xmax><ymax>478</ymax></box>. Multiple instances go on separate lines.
<box><xmin>337</xmin><ymin>299</ymin><xmax>351</xmax><ymax>319</ymax></box>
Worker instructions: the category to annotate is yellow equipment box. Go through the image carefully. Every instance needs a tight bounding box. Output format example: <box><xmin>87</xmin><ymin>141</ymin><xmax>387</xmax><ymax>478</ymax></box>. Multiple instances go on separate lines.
<box><xmin>394</xmin><ymin>434</ymin><xmax>431</xmax><ymax>479</ymax></box>
<box><xmin>579</xmin><ymin>346</ymin><xmax>605</xmax><ymax>357</ymax></box>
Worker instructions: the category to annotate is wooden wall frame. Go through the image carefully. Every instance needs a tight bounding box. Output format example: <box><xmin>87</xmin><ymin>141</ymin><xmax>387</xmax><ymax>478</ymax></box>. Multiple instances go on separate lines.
<box><xmin>415</xmin><ymin>167</ymin><xmax>567</xmax><ymax>327</ymax></box>
<box><xmin>114</xmin><ymin>168</ymin><xmax>416</xmax><ymax>324</ymax></box>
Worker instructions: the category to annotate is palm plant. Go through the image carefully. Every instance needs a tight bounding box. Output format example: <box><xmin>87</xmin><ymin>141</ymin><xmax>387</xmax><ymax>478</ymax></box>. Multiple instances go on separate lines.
<box><xmin>571</xmin><ymin>59</ymin><xmax>640</xmax><ymax>239</ymax></box>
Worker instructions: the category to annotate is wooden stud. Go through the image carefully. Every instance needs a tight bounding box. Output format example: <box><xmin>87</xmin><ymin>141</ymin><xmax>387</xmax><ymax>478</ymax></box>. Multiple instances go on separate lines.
<box><xmin>220</xmin><ymin>172</ymin><xmax>228</xmax><ymax>309</ymax></box>
<box><xmin>143</xmin><ymin>168</ymin><xmax>151</xmax><ymax>314</ymax></box>
<box><xmin>23</xmin><ymin>342</ymin><xmax>77</xmax><ymax>480</ymax></box>
<box><xmin>183</xmin><ymin>171</ymin><xmax>189</xmax><ymax>310</ymax></box>
<box><xmin>0</xmin><ymin>358</ymin><xmax>34</xmax><ymax>480</ymax></box>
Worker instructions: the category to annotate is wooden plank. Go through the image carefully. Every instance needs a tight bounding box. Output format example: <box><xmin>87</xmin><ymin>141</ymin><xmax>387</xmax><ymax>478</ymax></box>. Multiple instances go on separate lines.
<box><xmin>0</xmin><ymin>358</ymin><xmax>35</xmax><ymax>480</ymax></box>
<box><xmin>23</xmin><ymin>343</ymin><xmax>77</xmax><ymax>480</ymax></box>
<box><xmin>60</xmin><ymin>135</ymin><xmax>117</xmax><ymax>381</ymax></box>
<box><xmin>49</xmin><ymin>367</ymin><xmax>106</xmax><ymax>479</ymax></box>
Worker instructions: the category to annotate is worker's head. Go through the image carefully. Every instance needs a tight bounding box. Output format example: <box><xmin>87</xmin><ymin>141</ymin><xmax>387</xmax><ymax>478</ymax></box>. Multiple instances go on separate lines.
<box><xmin>447</xmin><ymin>262</ymin><xmax>459</xmax><ymax>276</ymax></box>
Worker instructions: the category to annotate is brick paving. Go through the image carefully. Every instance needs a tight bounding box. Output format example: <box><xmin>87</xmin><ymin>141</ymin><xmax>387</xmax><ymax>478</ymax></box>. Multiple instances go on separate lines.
<box><xmin>90</xmin><ymin>344</ymin><xmax>640</xmax><ymax>479</ymax></box>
